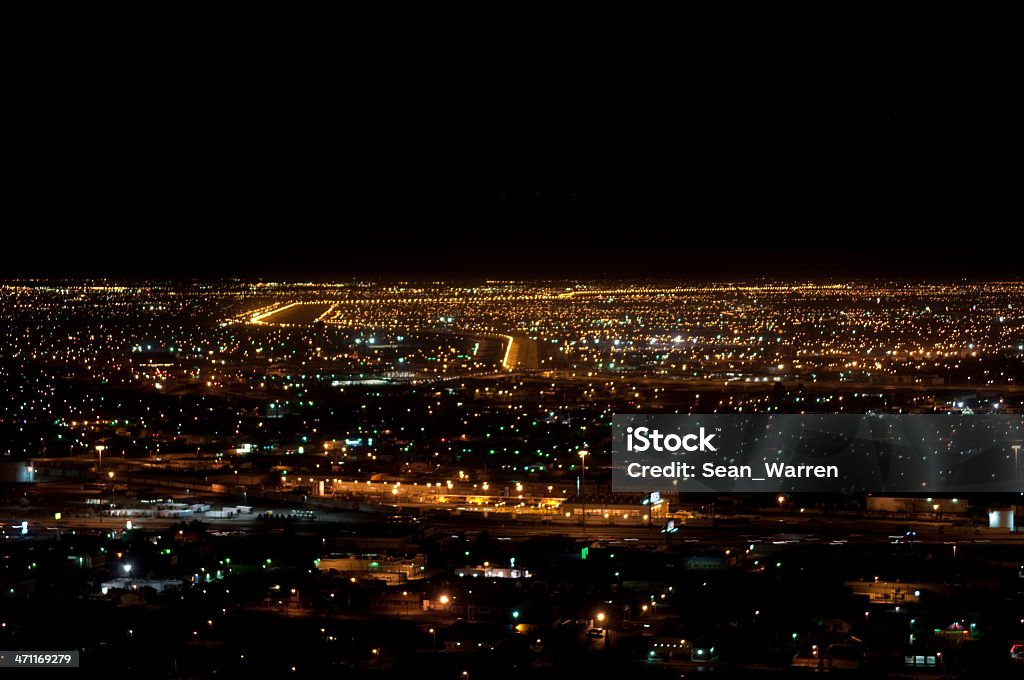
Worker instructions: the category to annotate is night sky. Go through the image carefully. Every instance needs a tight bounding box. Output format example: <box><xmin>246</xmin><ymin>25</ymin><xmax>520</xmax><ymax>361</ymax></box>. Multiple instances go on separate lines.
<box><xmin>6</xmin><ymin>23</ymin><xmax>1021</xmax><ymax>279</ymax></box>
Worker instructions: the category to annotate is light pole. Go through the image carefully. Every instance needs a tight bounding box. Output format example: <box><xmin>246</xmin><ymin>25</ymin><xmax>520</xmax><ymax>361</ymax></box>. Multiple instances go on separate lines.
<box><xmin>1013</xmin><ymin>445</ymin><xmax>1021</xmax><ymax>483</ymax></box>
<box><xmin>578</xmin><ymin>450</ymin><xmax>589</xmax><ymax>534</ymax></box>
<box><xmin>96</xmin><ymin>444</ymin><xmax>106</xmax><ymax>472</ymax></box>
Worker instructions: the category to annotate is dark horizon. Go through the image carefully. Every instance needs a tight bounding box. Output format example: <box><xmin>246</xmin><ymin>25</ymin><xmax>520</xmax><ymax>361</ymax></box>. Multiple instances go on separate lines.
<box><xmin>3</xmin><ymin>244</ymin><xmax>1020</xmax><ymax>281</ymax></box>
<box><xmin>3</xmin><ymin>261</ymin><xmax>1022</xmax><ymax>283</ymax></box>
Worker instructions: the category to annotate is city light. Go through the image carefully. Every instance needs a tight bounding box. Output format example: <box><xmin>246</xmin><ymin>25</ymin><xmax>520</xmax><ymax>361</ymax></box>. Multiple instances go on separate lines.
<box><xmin>1</xmin><ymin>277</ymin><xmax>1021</xmax><ymax>673</ymax></box>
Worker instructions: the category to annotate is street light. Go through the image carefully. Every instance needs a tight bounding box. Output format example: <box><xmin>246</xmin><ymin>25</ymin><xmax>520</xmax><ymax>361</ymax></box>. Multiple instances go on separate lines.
<box><xmin>95</xmin><ymin>444</ymin><xmax>106</xmax><ymax>472</ymax></box>
<box><xmin>578</xmin><ymin>450</ymin><xmax>589</xmax><ymax>533</ymax></box>
<box><xmin>1013</xmin><ymin>445</ymin><xmax>1021</xmax><ymax>482</ymax></box>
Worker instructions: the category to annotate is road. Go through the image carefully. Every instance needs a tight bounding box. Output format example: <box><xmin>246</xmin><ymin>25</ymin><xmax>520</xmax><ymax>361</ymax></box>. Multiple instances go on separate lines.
<box><xmin>424</xmin><ymin>512</ymin><xmax>1024</xmax><ymax>547</ymax></box>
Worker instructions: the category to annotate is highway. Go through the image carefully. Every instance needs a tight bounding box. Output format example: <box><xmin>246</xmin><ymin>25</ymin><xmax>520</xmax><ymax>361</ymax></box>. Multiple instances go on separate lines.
<box><xmin>11</xmin><ymin>479</ymin><xmax>1023</xmax><ymax>548</ymax></box>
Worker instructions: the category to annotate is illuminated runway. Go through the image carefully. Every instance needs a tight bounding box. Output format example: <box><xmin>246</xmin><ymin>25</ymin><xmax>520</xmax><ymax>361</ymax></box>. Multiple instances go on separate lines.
<box><xmin>249</xmin><ymin>301</ymin><xmax>335</xmax><ymax>324</ymax></box>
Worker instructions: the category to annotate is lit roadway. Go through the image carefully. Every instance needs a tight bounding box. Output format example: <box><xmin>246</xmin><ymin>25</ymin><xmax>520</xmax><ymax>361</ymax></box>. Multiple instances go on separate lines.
<box><xmin>418</xmin><ymin>511</ymin><xmax>1024</xmax><ymax>547</ymax></box>
<box><xmin>19</xmin><ymin>508</ymin><xmax>1024</xmax><ymax>551</ymax></box>
<box><xmin>493</xmin><ymin>370</ymin><xmax>1024</xmax><ymax>393</ymax></box>
<box><xmin>16</xmin><ymin>480</ymin><xmax>1023</xmax><ymax>547</ymax></box>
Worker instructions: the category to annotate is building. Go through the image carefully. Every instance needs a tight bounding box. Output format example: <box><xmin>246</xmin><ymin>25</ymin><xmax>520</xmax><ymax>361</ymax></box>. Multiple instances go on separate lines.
<box><xmin>561</xmin><ymin>493</ymin><xmax>668</xmax><ymax>525</ymax></box>
<box><xmin>317</xmin><ymin>553</ymin><xmax>426</xmax><ymax>584</ymax></box>
<box><xmin>866</xmin><ymin>496</ymin><xmax>967</xmax><ymax>516</ymax></box>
